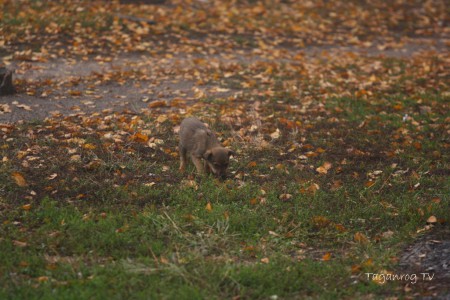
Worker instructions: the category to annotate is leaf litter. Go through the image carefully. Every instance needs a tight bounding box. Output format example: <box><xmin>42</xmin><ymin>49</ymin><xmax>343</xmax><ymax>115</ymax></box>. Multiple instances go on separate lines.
<box><xmin>0</xmin><ymin>0</ymin><xmax>449</xmax><ymax>298</ymax></box>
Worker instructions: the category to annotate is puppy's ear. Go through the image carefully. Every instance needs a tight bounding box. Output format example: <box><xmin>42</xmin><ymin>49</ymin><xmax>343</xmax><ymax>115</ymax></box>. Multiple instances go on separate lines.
<box><xmin>203</xmin><ymin>150</ymin><xmax>213</xmax><ymax>161</ymax></box>
<box><xmin>228</xmin><ymin>149</ymin><xmax>235</xmax><ymax>157</ymax></box>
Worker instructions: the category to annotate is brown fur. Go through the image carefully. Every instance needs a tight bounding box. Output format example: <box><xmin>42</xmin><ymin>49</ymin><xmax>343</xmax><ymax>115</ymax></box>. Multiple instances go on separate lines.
<box><xmin>179</xmin><ymin>117</ymin><xmax>234</xmax><ymax>178</ymax></box>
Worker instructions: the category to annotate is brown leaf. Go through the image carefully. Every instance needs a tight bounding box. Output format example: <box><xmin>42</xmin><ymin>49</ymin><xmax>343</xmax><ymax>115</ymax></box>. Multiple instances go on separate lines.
<box><xmin>354</xmin><ymin>232</ymin><xmax>369</xmax><ymax>244</ymax></box>
<box><xmin>260</xmin><ymin>257</ymin><xmax>270</xmax><ymax>264</ymax></box>
<box><xmin>279</xmin><ymin>193</ymin><xmax>292</xmax><ymax>201</ymax></box>
<box><xmin>13</xmin><ymin>240</ymin><xmax>28</xmax><ymax>247</ymax></box>
<box><xmin>312</xmin><ymin>216</ymin><xmax>331</xmax><ymax>227</ymax></box>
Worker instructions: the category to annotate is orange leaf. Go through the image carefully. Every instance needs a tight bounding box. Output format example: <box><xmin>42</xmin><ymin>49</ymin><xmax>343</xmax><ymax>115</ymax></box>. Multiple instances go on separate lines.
<box><xmin>334</xmin><ymin>223</ymin><xmax>346</xmax><ymax>232</ymax></box>
<box><xmin>426</xmin><ymin>215</ymin><xmax>437</xmax><ymax>224</ymax></box>
<box><xmin>351</xmin><ymin>264</ymin><xmax>361</xmax><ymax>273</ymax></box>
<box><xmin>316</xmin><ymin>166</ymin><xmax>328</xmax><ymax>174</ymax></box>
<box><xmin>260</xmin><ymin>257</ymin><xmax>270</xmax><ymax>264</ymax></box>
<box><xmin>205</xmin><ymin>202</ymin><xmax>212</xmax><ymax>212</ymax></box>
<box><xmin>413</xmin><ymin>142</ymin><xmax>422</xmax><ymax>150</ymax></box>
<box><xmin>22</xmin><ymin>204</ymin><xmax>32</xmax><ymax>211</ymax></box>
<box><xmin>249</xmin><ymin>198</ymin><xmax>258</xmax><ymax>205</ymax></box>
<box><xmin>12</xmin><ymin>172</ymin><xmax>27</xmax><ymax>187</ymax></box>
<box><xmin>363</xmin><ymin>258</ymin><xmax>373</xmax><ymax>267</ymax></box>
<box><xmin>322</xmin><ymin>252</ymin><xmax>332</xmax><ymax>261</ymax></box>
<box><xmin>247</xmin><ymin>161</ymin><xmax>257</xmax><ymax>167</ymax></box>
<box><xmin>365</xmin><ymin>181</ymin><xmax>376</xmax><ymax>188</ymax></box>
<box><xmin>131</xmin><ymin>132</ymin><xmax>149</xmax><ymax>143</ymax></box>
<box><xmin>148</xmin><ymin>100</ymin><xmax>167</xmax><ymax>108</ymax></box>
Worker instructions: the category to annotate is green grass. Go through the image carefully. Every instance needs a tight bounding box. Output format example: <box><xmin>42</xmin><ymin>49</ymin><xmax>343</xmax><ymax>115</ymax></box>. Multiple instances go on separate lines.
<box><xmin>1</xmin><ymin>90</ymin><xmax>448</xmax><ymax>299</ymax></box>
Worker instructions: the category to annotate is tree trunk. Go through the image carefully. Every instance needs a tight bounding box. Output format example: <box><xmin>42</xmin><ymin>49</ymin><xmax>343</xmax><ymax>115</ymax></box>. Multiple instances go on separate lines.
<box><xmin>0</xmin><ymin>67</ymin><xmax>16</xmax><ymax>96</ymax></box>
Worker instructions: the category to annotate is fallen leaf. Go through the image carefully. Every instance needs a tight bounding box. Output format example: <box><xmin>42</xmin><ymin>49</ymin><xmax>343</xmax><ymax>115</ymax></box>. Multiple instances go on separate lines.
<box><xmin>322</xmin><ymin>252</ymin><xmax>332</xmax><ymax>261</ymax></box>
<box><xmin>270</xmin><ymin>129</ymin><xmax>280</xmax><ymax>139</ymax></box>
<box><xmin>247</xmin><ymin>161</ymin><xmax>257</xmax><ymax>167</ymax></box>
<box><xmin>381</xmin><ymin>230</ymin><xmax>394</xmax><ymax>239</ymax></box>
<box><xmin>156</xmin><ymin>115</ymin><xmax>168</xmax><ymax>123</ymax></box>
<box><xmin>354</xmin><ymin>232</ymin><xmax>369</xmax><ymax>244</ymax></box>
<box><xmin>426</xmin><ymin>215</ymin><xmax>437</xmax><ymax>224</ymax></box>
<box><xmin>48</xmin><ymin>173</ymin><xmax>58</xmax><ymax>180</ymax></box>
<box><xmin>83</xmin><ymin>143</ymin><xmax>96</xmax><ymax>150</ymax></box>
<box><xmin>131</xmin><ymin>132</ymin><xmax>149</xmax><ymax>143</ymax></box>
<box><xmin>12</xmin><ymin>172</ymin><xmax>27</xmax><ymax>187</ymax></box>
<box><xmin>279</xmin><ymin>193</ymin><xmax>292</xmax><ymax>201</ymax></box>
<box><xmin>37</xmin><ymin>276</ymin><xmax>49</xmax><ymax>283</ymax></box>
<box><xmin>148</xmin><ymin>100</ymin><xmax>167</xmax><ymax>108</ymax></box>
<box><xmin>13</xmin><ymin>240</ymin><xmax>28</xmax><ymax>247</ymax></box>
<box><xmin>205</xmin><ymin>202</ymin><xmax>212</xmax><ymax>212</ymax></box>
<box><xmin>312</xmin><ymin>216</ymin><xmax>331</xmax><ymax>227</ymax></box>
<box><xmin>22</xmin><ymin>204</ymin><xmax>32</xmax><ymax>211</ymax></box>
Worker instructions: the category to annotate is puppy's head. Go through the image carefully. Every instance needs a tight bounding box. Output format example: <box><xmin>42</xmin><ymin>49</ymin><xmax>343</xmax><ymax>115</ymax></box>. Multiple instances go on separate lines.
<box><xmin>203</xmin><ymin>147</ymin><xmax>234</xmax><ymax>179</ymax></box>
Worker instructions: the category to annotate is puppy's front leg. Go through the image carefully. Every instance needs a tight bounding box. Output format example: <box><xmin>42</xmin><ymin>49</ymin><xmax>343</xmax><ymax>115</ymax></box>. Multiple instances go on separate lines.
<box><xmin>203</xmin><ymin>160</ymin><xmax>212</xmax><ymax>174</ymax></box>
<box><xmin>191</xmin><ymin>155</ymin><xmax>205</xmax><ymax>175</ymax></box>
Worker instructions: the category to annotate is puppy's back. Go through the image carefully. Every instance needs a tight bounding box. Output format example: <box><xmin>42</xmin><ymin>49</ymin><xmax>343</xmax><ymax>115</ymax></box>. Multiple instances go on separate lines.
<box><xmin>180</xmin><ymin>117</ymin><xmax>208</xmax><ymax>141</ymax></box>
<box><xmin>179</xmin><ymin>117</ymin><xmax>219</xmax><ymax>154</ymax></box>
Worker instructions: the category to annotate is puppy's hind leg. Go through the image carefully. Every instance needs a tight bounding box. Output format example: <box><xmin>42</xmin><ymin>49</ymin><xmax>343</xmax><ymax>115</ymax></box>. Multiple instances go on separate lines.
<box><xmin>179</xmin><ymin>145</ymin><xmax>187</xmax><ymax>172</ymax></box>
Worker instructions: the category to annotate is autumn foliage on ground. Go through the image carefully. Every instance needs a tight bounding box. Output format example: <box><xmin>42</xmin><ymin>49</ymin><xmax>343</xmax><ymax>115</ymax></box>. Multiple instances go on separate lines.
<box><xmin>1</xmin><ymin>0</ymin><xmax>449</xmax><ymax>299</ymax></box>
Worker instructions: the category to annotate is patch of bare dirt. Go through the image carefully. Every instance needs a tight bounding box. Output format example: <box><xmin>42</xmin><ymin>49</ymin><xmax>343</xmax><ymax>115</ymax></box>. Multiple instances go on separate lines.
<box><xmin>399</xmin><ymin>226</ymin><xmax>450</xmax><ymax>299</ymax></box>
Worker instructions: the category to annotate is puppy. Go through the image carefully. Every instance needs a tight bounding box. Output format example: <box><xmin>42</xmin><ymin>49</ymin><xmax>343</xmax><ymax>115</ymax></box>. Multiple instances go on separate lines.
<box><xmin>179</xmin><ymin>117</ymin><xmax>234</xmax><ymax>178</ymax></box>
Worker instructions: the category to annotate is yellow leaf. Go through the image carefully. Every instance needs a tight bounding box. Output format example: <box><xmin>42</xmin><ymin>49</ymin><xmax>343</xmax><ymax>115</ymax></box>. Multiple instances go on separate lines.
<box><xmin>156</xmin><ymin>115</ymin><xmax>168</xmax><ymax>123</ymax></box>
<box><xmin>312</xmin><ymin>216</ymin><xmax>331</xmax><ymax>227</ymax></box>
<box><xmin>363</xmin><ymin>258</ymin><xmax>373</xmax><ymax>267</ymax></box>
<box><xmin>83</xmin><ymin>143</ymin><xmax>96</xmax><ymax>150</ymax></box>
<box><xmin>12</xmin><ymin>172</ymin><xmax>27</xmax><ymax>187</ymax></box>
<box><xmin>205</xmin><ymin>202</ymin><xmax>212</xmax><ymax>212</ymax></box>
